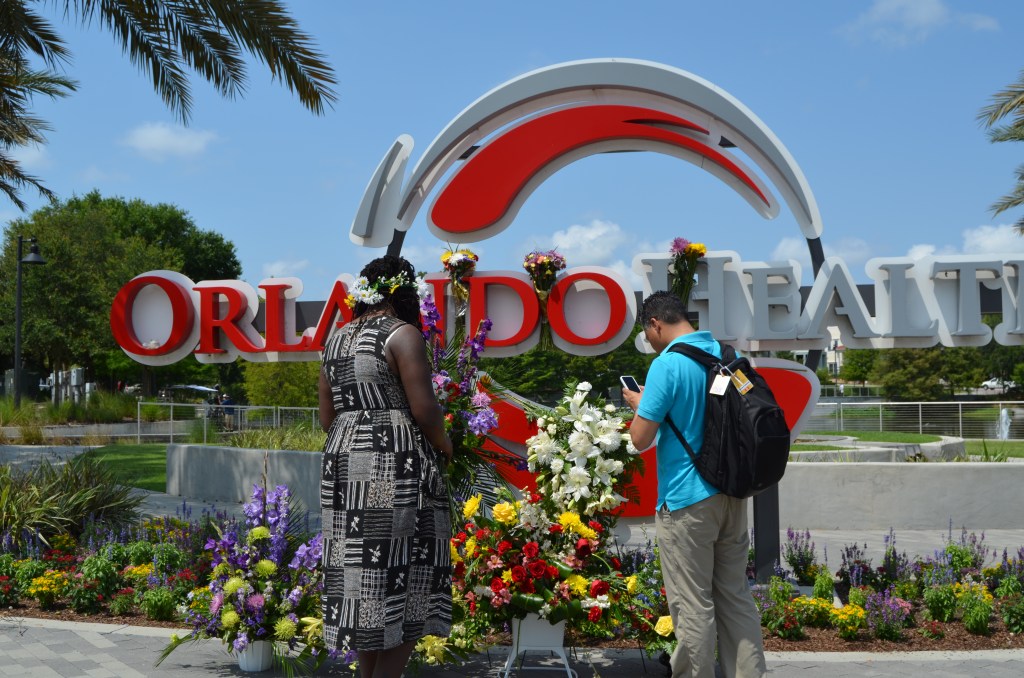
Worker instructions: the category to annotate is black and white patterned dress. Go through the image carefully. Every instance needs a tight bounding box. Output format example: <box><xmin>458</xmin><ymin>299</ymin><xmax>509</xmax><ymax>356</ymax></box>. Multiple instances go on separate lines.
<box><xmin>320</xmin><ymin>314</ymin><xmax>452</xmax><ymax>653</ymax></box>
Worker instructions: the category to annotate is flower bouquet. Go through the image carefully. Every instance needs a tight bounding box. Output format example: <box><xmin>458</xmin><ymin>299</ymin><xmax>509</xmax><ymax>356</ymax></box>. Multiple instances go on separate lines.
<box><xmin>451</xmin><ymin>490</ymin><xmax>629</xmax><ymax>632</ymax></box>
<box><xmin>669</xmin><ymin>236</ymin><xmax>707</xmax><ymax>309</ymax></box>
<box><xmin>523</xmin><ymin>249</ymin><xmax>567</xmax><ymax>349</ymax></box>
<box><xmin>441</xmin><ymin>247</ymin><xmax>479</xmax><ymax>307</ymax></box>
<box><xmin>525</xmin><ymin>381</ymin><xmax>644</xmax><ymax>517</ymax></box>
<box><xmin>158</xmin><ymin>484</ymin><xmax>329</xmax><ymax>674</ymax></box>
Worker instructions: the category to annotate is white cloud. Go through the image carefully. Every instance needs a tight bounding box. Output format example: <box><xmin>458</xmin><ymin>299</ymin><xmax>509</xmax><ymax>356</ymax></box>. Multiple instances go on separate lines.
<box><xmin>10</xmin><ymin>143</ymin><xmax>50</xmax><ymax>170</ymax></box>
<box><xmin>961</xmin><ymin>224</ymin><xmax>1022</xmax><ymax>255</ymax></box>
<box><xmin>548</xmin><ymin>219</ymin><xmax>629</xmax><ymax>265</ymax></box>
<box><xmin>262</xmin><ymin>259</ymin><xmax>309</xmax><ymax>278</ymax></box>
<box><xmin>843</xmin><ymin>0</ymin><xmax>995</xmax><ymax>47</ymax></box>
<box><xmin>122</xmin><ymin>122</ymin><xmax>218</xmax><ymax>160</ymax></box>
<box><xmin>770</xmin><ymin>237</ymin><xmax>810</xmax><ymax>267</ymax></box>
<box><xmin>824</xmin><ymin>238</ymin><xmax>872</xmax><ymax>267</ymax></box>
<box><xmin>605</xmin><ymin>258</ymin><xmax>645</xmax><ymax>290</ymax></box>
<box><xmin>907</xmin><ymin>244</ymin><xmax>937</xmax><ymax>260</ymax></box>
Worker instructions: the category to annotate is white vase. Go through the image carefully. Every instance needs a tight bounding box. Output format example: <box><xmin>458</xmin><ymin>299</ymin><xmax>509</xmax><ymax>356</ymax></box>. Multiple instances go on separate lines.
<box><xmin>501</xmin><ymin>613</ymin><xmax>576</xmax><ymax>678</ymax></box>
<box><xmin>236</xmin><ymin>640</ymin><xmax>273</xmax><ymax>673</ymax></box>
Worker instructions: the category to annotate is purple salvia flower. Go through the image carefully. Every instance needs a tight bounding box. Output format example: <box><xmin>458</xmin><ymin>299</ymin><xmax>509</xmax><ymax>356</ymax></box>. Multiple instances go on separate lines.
<box><xmin>466</xmin><ymin>408</ymin><xmax>498</xmax><ymax>436</ymax></box>
<box><xmin>670</xmin><ymin>237</ymin><xmax>690</xmax><ymax>255</ymax></box>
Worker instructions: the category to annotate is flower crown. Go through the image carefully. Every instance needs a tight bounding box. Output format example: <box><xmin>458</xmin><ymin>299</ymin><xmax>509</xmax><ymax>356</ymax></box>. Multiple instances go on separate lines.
<box><xmin>345</xmin><ymin>273</ymin><xmax>429</xmax><ymax>309</ymax></box>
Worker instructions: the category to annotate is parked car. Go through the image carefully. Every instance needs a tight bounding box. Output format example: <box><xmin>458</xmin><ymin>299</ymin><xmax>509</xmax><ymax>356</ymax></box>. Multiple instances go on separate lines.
<box><xmin>980</xmin><ymin>378</ymin><xmax>1016</xmax><ymax>390</ymax></box>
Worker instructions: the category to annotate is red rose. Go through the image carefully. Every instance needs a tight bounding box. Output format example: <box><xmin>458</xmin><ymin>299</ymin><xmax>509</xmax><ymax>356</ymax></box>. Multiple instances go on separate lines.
<box><xmin>469</xmin><ymin>600</ymin><xmax>477</xmax><ymax>614</ymax></box>
<box><xmin>527</xmin><ymin>560</ymin><xmax>548</xmax><ymax>578</ymax></box>
<box><xmin>575</xmin><ymin>538</ymin><xmax>592</xmax><ymax>558</ymax></box>
<box><xmin>497</xmin><ymin>540</ymin><xmax>513</xmax><ymax>555</ymax></box>
<box><xmin>520</xmin><ymin>579</ymin><xmax>536</xmax><ymax>594</ymax></box>
<box><xmin>476</xmin><ymin>529</ymin><xmax>488</xmax><ymax>540</ymax></box>
<box><xmin>588</xmin><ymin>520</ymin><xmax>603</xmax><ymax>534</ymax></box>
<box><xmin>549</xmin><ymin>524</ymin><xmax>563</xmax><ymax>534</ymax></box>
<box><xmin>588</xmin><ymin>606</ymin><xmax>603</xmax><ymax>622</ymax></box>
<box><xmin>589</xmin><ymin>579</ymin><xmax>610</xmax><ymax>597</ymax></box>
<box><xmin>610</xmin><ymin>557</ymin><xmax>622</xmax><ymax>570</ymax></box>
<box><xmin>522</xmin><ymin>542</ymin><xmax>540</xmax><ymax>558</ymax></box>
<box><xmin>547</xmin><ymin>565</ymin><xmax>560</xmax><ymax>579</ymax></box>
<box><xmin>454</xmin><ymin>562</ymin><xmax>466</xmax><ymax>579</ymax></box>
<box><xmin>456</xmin><ymin>532</ymin><xmax>467</xmax><ymax>542</ymax></box>
<box><xmin>511</xmin><ymin>566</ymin><xmax>528</xmax><ymax>583</ymax></box>
<box><xmin>529</xmin><ymin>492</ymin><xmax>542</xmax><ymax>504</ymax></box>
<box><xmin>490</xmin><ymin>577</ymin><xmax>506</xmax><ymax>594</ymax></box>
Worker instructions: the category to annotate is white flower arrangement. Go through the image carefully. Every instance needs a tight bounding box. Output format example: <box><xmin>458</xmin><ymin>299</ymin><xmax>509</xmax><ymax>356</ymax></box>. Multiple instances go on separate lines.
<box><xmin>525</xmin><ymin>381</ymin><xmax>642</xmax><ymax>516</ymax></box>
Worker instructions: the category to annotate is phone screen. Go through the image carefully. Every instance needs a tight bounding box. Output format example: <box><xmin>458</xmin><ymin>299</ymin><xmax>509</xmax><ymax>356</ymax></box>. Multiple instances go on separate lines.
<box><xmin>620</xmin><ymin>375</ymin><xmax>640</xmax><ymax>392</ymax></box>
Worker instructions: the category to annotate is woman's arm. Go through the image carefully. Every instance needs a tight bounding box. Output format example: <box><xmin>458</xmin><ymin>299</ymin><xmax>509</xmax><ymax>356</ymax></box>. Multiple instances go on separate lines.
<box><xmin>387</xmin><ymin>324</ymin><xmax>453</xmax><ymax>458</ymax></box>
<box><xmin>318</xmin><ymin>370</ymin><xmax>336</xmax><ymax>432</ymax></box>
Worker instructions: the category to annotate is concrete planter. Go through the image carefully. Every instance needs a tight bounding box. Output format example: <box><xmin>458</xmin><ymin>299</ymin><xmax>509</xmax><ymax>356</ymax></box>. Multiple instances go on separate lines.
<box><xmin>166</xmin><ymin>444</ymin><xmax>321</xmax><ymax>514</ymax></box>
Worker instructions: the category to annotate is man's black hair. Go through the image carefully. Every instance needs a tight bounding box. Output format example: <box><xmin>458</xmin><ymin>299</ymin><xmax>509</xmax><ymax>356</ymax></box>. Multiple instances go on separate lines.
<box><xmin>640</xmin><ymin>291</ymin><xmax>689</xmax><ymax>327</ymax></box>
<box><xmin>354</xmin><ymin>255</ymin><xmax>421</xmax><ymax>326</ymax></box>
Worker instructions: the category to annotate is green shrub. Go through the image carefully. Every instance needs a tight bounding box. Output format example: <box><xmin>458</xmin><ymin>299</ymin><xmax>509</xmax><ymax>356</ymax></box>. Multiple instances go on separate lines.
<box><xmin>67</xmin><ymin>576</ymin><xmax>105</xmax><ymax>614</ymax></box>
<box><xmin>961</xmin><ymin>597</ymin><xmax>993</xmax><ymax>635</ymax></box>
<box><xmin>79</xmin><ymin>555</ymin><xmax>119</xmax><ymax>597</ymax></box>
<box><xmin>14</xmin><ymin>559</ymin><xmax>47</xmax><ymax>594</ymax></box>
<box><xmin>995</xmin><ymin>576</ymin><xmax>1022</xmax><ymax>599</ymax></box>
<box><xmin>923</xmin><ymin>584</ymin><xmax>957</xmax><ymax>622</ymax></box>
<box><xmin>109</xmin><ymin>588</ymin><xmax>136</xmax><ymax>616</ymax></box>
<box><xmin>18</xmin><ymin>424</ymin><xmax>44</xmax><ymax>445</ymax></box>
<box><xmin>140</xmin><ymin>587</ymin><xmax>177</xmax><ymax>621</ymax></box>
<box><xmin>848</xmin><ymin>586</ymin><xmax>871</xmax><ymax>608</ymax></box>
<box><xmin>153</xmin><ymin>543</ymin><xmax>184</xmax><ymax>575</ymax></box>
<box><xmin>0</xmin><ymin>554</ymin><xmax>15</xmax><ymax>578</ymax></box>
<box><xmin>128</xmin><ymin>540</ymin><xmax>155</xmax><ymax>566</ymax></box>
<box><xmin>100</xmin><ymin>543</ymin><xmax>130</xmax><ymax>569</ymax></box>
<box><xmin>812</xmin><ymin>567</ymin><xmax>834</xmax><ymax>601</ymax></box>
<box><xmin>767</xmin><ymin>576</ymin><xmax>794</xmax><ymax>606</ymax></box>
<box><xmin>1002</xmin><ymin>595</ymin><xmax>1024</xmax><ymax>634</ymax></box>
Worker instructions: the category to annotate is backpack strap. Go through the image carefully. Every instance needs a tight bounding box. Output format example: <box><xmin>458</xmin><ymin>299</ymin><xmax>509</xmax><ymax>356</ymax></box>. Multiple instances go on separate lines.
<box><xmin>661</xmin><ymin>340</ymin><xmax>734</xmax><ymax>465</ymax></box>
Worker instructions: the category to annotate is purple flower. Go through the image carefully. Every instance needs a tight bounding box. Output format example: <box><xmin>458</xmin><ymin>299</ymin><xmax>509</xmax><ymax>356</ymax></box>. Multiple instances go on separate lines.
<box><xmin>211</xmin><ymin>592</ymin><xmax>224</xmax><ymax>614</ymax></box>
<box><xmin>246</xmin><ymin>594</ymin><xmax>265</xmax><ymax>611</ymax></box>
<box><xmin>466</xmin><ymin>408</ymin><xmax>498</xmax><ymax>436</ymax></box>
<box><xmin>232</xmin><ymin>631</ymin><xmax>249</xmax><ymax>653</ymax></box>
<box><xmin>470</xmin><ymin>391</ymin><xmax>491</xmax><ymax>408</ymax></box>
<box><xmin>670</xmin><ymin>237</ymin><xmax>690</xmax><ymax>255</ymax></box>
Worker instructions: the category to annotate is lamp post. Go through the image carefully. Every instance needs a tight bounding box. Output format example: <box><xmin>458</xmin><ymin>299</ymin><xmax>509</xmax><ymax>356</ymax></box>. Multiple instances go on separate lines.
<box><xmin>13</xmin><ymin>236</ymin><xmax>46</xmax><ymax>408</ymax></box>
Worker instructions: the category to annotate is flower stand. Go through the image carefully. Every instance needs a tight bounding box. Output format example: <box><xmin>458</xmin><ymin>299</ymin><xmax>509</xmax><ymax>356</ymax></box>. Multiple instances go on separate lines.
<box><xmin>236</xmin><ymin>640</ymin><xmax>273</xmax><ymax>673</ymax></box>
<box><xmin>500</xmin><ymin>614</ymin><xmax>577</xmax><ymax>678</ymax></box>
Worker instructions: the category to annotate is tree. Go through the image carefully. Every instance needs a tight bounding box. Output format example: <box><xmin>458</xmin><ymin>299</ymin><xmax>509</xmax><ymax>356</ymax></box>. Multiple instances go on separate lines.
<box><xmin>480</xmin><ymin>326</ymin><xmax>654</xmax><ymax>405</ymax></box>
<box><xmin>0</xmin><ymin>192</ymin><xmax>241</xmax><ymax>390</ymax></box>
<box><xmin>872</xmin><ymin>348</ymin><xmax>946</xmax><ymax>401</ymax></box>
<box><xmin>1</xmin><ymin>0</ymin><xmax>337</xmax><ymax>209</ymax></box>
<box><xmin>979</xmin><ymin>69</ymin><xmax>1024</xmax><ymax>231</ymax></box>
<box><xmin>839</xmin><ymin>349</ymin><xmax>877</xmax><ymax>385</ymax></box>
<box><xmin>241</xmin><ymin>361</ymin><xmax>319</xmax><ymax>407</ymax></box>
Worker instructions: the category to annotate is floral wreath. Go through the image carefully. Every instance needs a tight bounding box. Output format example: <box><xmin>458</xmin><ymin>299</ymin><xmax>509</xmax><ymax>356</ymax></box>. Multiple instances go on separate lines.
<box><xmin>345</xmin><ymin>272</ymin><xmax>429</xmax><ymax>309</ymax></box>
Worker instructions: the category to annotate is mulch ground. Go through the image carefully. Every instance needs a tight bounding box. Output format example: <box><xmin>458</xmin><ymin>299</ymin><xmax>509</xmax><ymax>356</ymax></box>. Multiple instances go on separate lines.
<box><xmin>5</xmin><ymin>600</ymin><xmax>1023</xmax><ymax>653</ymax></box>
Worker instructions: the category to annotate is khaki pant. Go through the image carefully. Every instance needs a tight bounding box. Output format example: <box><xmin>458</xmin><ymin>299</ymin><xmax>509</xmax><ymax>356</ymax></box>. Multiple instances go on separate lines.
<box><xmin>656</xmin><ymin>494</ymin><xmax>767</xmax><ymax>678</ymax></box>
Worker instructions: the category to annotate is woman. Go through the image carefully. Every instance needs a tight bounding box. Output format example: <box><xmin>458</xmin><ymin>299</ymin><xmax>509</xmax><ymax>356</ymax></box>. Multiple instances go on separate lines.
<box><xmin>318</xmin><ymin>255</ymin><xmax>453</xmax><ymax>678</ymax></box>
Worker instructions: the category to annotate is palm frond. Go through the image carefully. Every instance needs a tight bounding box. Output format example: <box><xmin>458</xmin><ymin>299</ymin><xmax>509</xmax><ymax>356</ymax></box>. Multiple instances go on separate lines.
<box><xmin>988</xmin><ymin>124</ymin><xmax>1024</xmax><ymax>144</ymax></box>
<box><xmin>990</xmin><ymin>178</ymin><xmax>1024</xmax><ymax>218</ymax></box>
<box><xmin>978</xmin><ymin>68</ymin><xmax>1024</xmax><ymax>127</ymax></box>
<box><xmin>0</xmin><ymin>3</ymin><xmax>71</xmax><ymax>66</ymax></box>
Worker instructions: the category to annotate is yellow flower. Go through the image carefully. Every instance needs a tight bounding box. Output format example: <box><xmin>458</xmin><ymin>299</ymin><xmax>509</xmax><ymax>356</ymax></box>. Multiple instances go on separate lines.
<box><xmin>450</xmin><ymin>542</ymin><xmax>462</xmax><ymax>564</ymax></box>
<box><xmin>254</xmin><ymin>559</ymin><xmax>277</xmax><ymax>577</ymax></box>
<box><xmin>655</xmin><ymin>615</ymin><xmax>674</xmax><ymax>637</ymax></box>
<box><xmin>344</xmin><ymin>294</ymin><xmax>356</xmax><ymax>309</ymax></box>
<box><xmin>625</xmin><ymin>575</ymin><xmax>638</xmax><ymax>594</ymax></box>
<box><xmin>463</xmin><ymin>494</ymin><xmax>482</xmax><ymax>520</ymax></box>
<box><xmin>275</xmin><ymin>617</ymin><xmax>298</xmax><ymax>641</ymax></box>
<box><xmin>565</xmin><ymin>574</ymin><xmax>588</xmax><ymax>596</ymax></box>
<box><xmin>492</xmin><ymin>502</ymin><xmax>517</xmax><ymax>525</ymax></box>
<box><xmin>574</xmin><ymin>523</ymin><xmax>597</xmax><ymax>540</ymax></box>
<box><xmin>415</xmin><ymin>635</ymin><xmax>448</xmax><ymax>665</ymax></box>
<box><xmin>502</xmin><ymin>569</ymin><xmax>514</xmax><ymax>584</ymax></box>
<box><xmin>685</xmin><ymin>242</ymin><xmax>707</xmax><ymax>257</ymax></box>
<box><xmin>559</xmin><ymin>512</ymin><xmax>581</xmax><ymax>530</ymax></box>
<box><xmin>464</xmin><ymin>538</ymin><xmax>477</xmax><ymax>558</ymax></box>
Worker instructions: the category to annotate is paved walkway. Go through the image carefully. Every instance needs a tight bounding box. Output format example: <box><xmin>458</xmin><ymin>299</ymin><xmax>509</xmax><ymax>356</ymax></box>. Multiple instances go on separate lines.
<box><xmin>2</xmin><ymin>617</ymin><xmax>1024</xmax><ymax>677</ymax></box>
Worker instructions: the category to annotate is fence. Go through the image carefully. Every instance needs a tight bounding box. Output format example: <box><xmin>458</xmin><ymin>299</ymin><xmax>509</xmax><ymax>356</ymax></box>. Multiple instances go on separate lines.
<box><xmin>806</xmin><ymin>401</ymin><xmax>1024</xmax><ymax>439</ymax></box>
<box><xmin>133</xmin><ymin>402</ymin><xmax>318</xmax><ymax>444</ymax></box>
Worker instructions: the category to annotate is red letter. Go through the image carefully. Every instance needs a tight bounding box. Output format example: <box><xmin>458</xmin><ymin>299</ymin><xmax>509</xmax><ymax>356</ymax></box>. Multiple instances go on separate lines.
<box><xmin>194</xmin><ymin>285</ymin><xmax>262</xmax><ymax>354</ymax></box>
<box><xmin>110</xmin><ymin>275</ymin><xmax>194</xmax><ymax>356</ymax></box>
<box><xmin>467</xmin><ymin>274</ymin><xmax>539</xmax><ymax>347</ymax></box>
<box><xmin>308</xmin><ymin>279</ymin><xmax>354</xmax><ymax>351</ymax></box>
<box><xmin>260</xmin><ymin>282</ymin><xmax>306</xmax><ymax>352</ymax></box>
<box><xmin>548</xmin><ymin>271</ymin><xmax>628</xmax><ymax>346</ymax></box>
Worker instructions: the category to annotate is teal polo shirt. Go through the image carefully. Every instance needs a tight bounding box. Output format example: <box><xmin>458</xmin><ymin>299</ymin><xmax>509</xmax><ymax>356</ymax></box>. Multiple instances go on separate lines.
<box><xmin>636</xmin><ymin>331</ymin><xmax>720</xmax><ymax>511</ymax></box>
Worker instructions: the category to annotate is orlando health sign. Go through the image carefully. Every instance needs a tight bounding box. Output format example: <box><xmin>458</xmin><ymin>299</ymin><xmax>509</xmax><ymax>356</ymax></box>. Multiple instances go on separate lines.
<box><xmin>110</xmin><ymin>59</ymin><xmax>1024</xmax><ymax>516</ymax></box>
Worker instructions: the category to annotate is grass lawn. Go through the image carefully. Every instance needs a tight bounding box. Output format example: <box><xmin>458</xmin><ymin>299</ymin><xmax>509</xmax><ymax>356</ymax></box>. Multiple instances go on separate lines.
<box><xmin>789</xmin><ymin>444</ymin><xmax>849</xmax><ymax>451</ymax></box>
<box><xmin>79</xmin><ymin>443</ymin><xmax>166</xmax><ymax>492</ymax></box>
<box><xmin>804</xmin><ymin>430</ymin><xmax>941</xmax><ymax>443</ymax></box>
<box><xmin>962</xmin><ymin>439</ymin><xmax>1024</xmax><ymax>459</ymax></box>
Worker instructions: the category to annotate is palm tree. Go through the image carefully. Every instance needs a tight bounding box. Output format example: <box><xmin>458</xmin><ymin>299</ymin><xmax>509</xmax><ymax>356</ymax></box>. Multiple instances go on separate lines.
<box><xmin>979</xmin><ymin>69</ymin><xmax>1024</xmax><ymax>232</ymax></box>
<box><xmin>0</xmin><ymin>0</ymin><xmax>337</xmax><ymax>209</ymax></box>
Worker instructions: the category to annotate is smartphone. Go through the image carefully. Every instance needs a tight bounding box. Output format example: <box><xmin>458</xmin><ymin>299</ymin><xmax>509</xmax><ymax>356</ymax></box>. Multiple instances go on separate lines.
<box><xmin>620</xmin><ymin>375</ymin><xmax>641</xmax><ymax>392</ymax></box>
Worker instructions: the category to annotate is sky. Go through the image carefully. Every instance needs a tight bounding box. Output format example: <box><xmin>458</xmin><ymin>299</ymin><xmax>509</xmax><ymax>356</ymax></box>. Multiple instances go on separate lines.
<box><xmin>7</xmin><ymin>0</ymin><xmax>1024</xmax><ymax>302</ymax></box>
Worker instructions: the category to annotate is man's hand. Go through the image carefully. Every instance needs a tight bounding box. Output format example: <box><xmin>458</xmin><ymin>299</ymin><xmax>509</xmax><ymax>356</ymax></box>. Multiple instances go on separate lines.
<box><xmin>622</xmin><ymin>385</ymin><xmax>644</xmax><ymax>411</ymax></box>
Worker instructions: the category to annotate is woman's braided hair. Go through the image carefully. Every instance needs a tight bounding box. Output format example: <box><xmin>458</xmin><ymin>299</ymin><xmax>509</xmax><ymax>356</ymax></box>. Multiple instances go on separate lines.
<box><xmin>354</xmin><ymin>255</ymin><xmax>422</xmax><ymax>326</ymax></box>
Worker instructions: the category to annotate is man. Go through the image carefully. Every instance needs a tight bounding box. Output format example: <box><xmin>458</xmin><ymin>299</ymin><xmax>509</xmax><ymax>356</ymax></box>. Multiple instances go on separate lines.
<box><xmin>622</xmin><ymin>291</ymin><xmax>766</xmax><ymax>678</ymax></box>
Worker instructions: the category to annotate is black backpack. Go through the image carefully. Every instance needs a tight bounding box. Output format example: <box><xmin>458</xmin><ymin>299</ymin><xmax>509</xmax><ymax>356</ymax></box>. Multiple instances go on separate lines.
<box><xmin>663</xmin><ymin>342</ymin><xmax>791</xmax><ymax>498</ymax></box>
